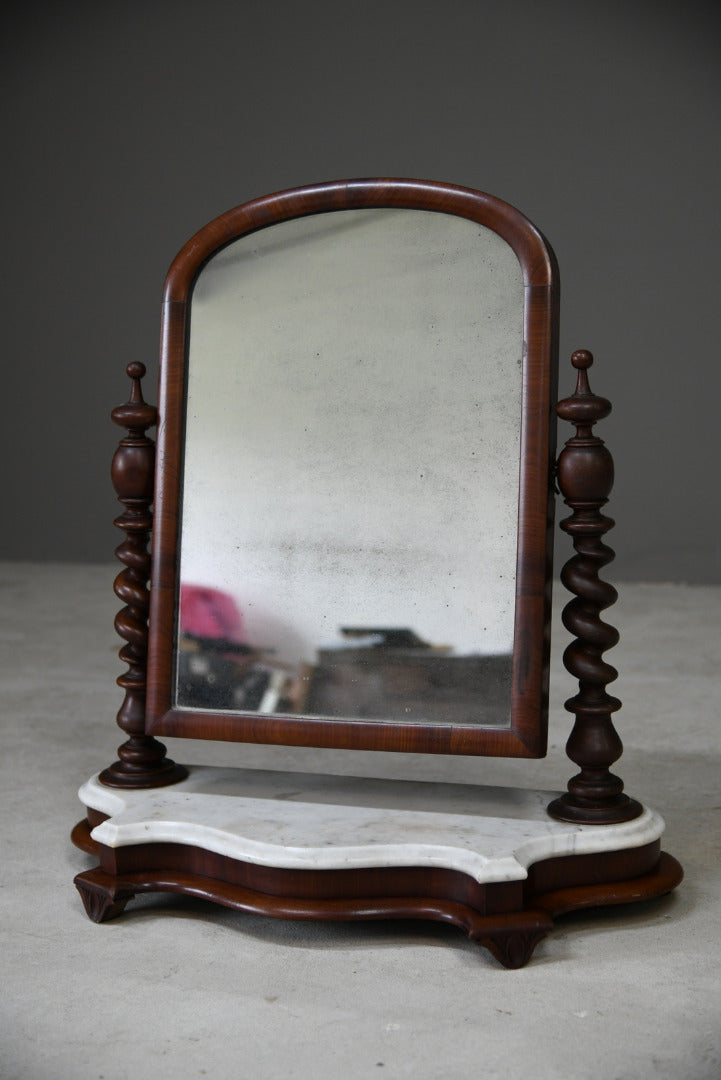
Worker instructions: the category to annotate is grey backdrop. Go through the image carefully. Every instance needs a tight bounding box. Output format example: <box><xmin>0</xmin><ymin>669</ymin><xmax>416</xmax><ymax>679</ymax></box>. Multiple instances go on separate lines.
<box><xmin>3</xmin><ymin>0</ymin><xmax>720</xmax><ymax>581</ymax></box>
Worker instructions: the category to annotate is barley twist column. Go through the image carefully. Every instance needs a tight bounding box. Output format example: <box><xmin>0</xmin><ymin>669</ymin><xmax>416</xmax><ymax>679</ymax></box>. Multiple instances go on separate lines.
<box><xmin>99</xmin><ymin>362</ymin><xmax>187</xmax><ymax>788</ymax></box>
<box><xmin>547</xmin><ymin>351</ymin><xmax>642</xmax><ymax>824</ymax></box>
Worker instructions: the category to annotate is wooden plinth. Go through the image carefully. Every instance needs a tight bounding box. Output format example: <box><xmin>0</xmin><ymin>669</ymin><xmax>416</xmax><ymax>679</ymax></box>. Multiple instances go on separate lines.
<box><xmin>71</xmin><ymin>767</ymin><xmax>682</xmax><ymax>969</ymax></box>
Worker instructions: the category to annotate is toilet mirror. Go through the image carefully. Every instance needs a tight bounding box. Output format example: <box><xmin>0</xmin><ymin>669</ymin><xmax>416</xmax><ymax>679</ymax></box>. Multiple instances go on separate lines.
<box><xmin>144</xmin><ymin>180</ymin><xmax>558</xmax><ymax>756</ymax></box>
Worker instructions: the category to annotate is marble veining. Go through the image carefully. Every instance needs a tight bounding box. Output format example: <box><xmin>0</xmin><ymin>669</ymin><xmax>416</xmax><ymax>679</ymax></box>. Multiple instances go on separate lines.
<box><xmin>79</xmin><ymin>766</ymin><xmax>665</xmax><ymax>884</ymax></box>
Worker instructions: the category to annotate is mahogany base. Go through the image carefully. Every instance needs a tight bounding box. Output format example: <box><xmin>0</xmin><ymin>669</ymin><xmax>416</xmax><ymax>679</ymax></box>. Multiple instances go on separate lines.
<box><xmin>72</xmin><ymin>836</ymin><xmax>680</xmax><ymax>969</ymax></box>
<box><xmin>72</xmin><ymin>767</ymin><xmax>682</xmax><ymax>968</ymax></box>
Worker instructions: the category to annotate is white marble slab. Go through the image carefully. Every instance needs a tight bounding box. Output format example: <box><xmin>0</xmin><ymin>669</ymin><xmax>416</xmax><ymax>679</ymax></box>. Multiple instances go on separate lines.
<box><xmin>79</xmin><ymin>766</ymin><xmax>665</xmax><ymax>885</ymax></box>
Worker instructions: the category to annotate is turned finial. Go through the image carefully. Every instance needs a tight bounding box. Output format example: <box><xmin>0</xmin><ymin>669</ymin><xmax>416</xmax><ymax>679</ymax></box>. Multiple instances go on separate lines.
<box><xmin>127</xmin><ymin>361</ymin><xmax>147</xmax><ymax>399</ymax></box>
<box><xmin>571</xmin><ymin>347</ymin><xmax>592</xmax><ymax>369</ymax></box>
<box><xmin>571</xmin><ymin>348</ymin><xmax>593</xmax><ymax>395</ymax></box>
<box><xmin>556</xmin><ymin>349</ymin><xmax>611</xmax><ymax>433</ymax></box>
<box><xmin>111</xmin><ymin>362</ymin><xmax>156</xmax><ymax>436</ymax></box>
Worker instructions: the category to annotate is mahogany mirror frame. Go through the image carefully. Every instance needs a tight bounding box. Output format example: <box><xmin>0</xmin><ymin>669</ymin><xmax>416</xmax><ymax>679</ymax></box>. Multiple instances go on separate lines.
<box><xmin>143</xmin><ymin>178</ymin><xmax>559</xmax><ymax>758</ymax></box>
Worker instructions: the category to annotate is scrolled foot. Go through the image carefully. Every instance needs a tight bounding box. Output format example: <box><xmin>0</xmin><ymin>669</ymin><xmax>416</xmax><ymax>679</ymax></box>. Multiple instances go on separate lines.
<box><xmin>468</xmin><ymin>911</ymin><xmax>552</xmax><ymax>968</ymax></box>
<box><xmin>74</xmin><ymin>869</ymin><xmax>134</xmax><ymax>923</ymax></box>
<box><xmin>477</xmin><ymin>928</ymin><xmax>548</xmax><ymax>969</ymax></box>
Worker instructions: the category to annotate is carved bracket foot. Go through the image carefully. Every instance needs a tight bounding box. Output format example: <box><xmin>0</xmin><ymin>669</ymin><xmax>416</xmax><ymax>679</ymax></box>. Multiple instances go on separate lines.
<box><xmin>470</xmin><ymin>916</ymin><xmax>552</xmax><ymax>969</ymax></box>
<box><xmin>74</xmin><ymin>869</ymin><xmax>135</xmax><ymax>923</ymax></box>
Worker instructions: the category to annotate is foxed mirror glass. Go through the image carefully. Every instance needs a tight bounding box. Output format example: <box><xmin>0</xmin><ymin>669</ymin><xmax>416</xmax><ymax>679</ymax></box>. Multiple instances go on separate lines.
<box><xmin>146</xmin><ymin>180</ymin><xmax>558</xmax><ymax>756</ymax></box>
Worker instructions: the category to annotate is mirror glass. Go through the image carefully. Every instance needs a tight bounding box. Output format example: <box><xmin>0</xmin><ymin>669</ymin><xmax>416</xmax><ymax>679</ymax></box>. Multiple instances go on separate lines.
<box><xmin>175</xmin><ymin>208</ymin><xmax>523</xmax><ymax>726</ymax></box>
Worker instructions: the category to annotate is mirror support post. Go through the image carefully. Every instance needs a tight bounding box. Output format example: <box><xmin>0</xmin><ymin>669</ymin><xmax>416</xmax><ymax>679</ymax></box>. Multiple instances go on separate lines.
<box><xmin>99</xmin><ymin>363</ymin><xmax>187</xmax><ymax>789</ymax></box>
<box><xmin>548</xmin><ymin>351</ymin><xmax>642</xmax><ymax>824</ymax></box>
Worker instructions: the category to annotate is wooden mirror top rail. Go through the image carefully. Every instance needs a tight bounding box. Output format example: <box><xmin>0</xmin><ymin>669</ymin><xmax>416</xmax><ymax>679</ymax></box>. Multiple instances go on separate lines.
<box><xmin>144</xmin><ymin>179</ymin><xmax>559</xmax><ymax>757</ymax></box>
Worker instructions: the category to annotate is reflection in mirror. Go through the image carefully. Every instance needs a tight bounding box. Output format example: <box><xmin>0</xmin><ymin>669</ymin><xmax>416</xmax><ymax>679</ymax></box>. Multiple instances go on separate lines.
<box><xmin>176</xmin><ymin>209</ymin><xmax>523</xmax><ymax>725</ymax></box>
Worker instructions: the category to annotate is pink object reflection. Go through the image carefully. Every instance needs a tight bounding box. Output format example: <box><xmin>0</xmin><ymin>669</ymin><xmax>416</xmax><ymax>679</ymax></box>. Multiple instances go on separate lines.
<box><xmin>180</xmin><ymin>585</ymin><xmax>245</xmax><ymax>643</ymax></box>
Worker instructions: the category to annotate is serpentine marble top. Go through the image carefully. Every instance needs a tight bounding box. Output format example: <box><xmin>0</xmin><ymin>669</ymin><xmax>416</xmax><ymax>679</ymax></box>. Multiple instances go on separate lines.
<box><xmin>79</xmin><ymin>766</ymin><xmax>664</xmax><ymax>885</ymax></box>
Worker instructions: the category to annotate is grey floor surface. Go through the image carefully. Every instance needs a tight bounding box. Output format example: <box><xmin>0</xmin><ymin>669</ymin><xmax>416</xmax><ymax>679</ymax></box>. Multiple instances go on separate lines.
<box><xmin>1</xmin><ymin>562</ymin><xmax>719</xmax><ymax>1080</ymax></box>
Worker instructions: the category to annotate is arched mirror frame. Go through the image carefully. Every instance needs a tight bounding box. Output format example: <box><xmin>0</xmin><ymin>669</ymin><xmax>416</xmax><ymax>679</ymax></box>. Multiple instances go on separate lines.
<box><xmin>143</xmin><ymin>179</ymin><xmax>559</xmax><ymax>757</ymax></box>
